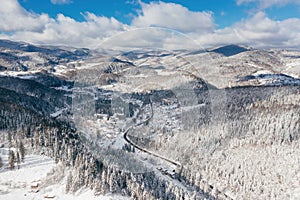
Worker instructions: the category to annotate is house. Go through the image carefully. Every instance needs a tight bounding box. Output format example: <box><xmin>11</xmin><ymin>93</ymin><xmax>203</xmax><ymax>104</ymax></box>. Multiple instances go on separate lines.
<box><xmin>29</xmin><ymin>182</ymin><xmax>39</xmax><ymax>193</ymax></box>
<box><xmin>44</xmin><ymin>193</ymin><xmax>56</xmax><ymax>199</ymax></box>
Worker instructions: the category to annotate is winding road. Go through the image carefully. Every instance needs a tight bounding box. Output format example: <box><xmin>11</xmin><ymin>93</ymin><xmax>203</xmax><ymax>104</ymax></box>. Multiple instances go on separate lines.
<box><xmin>122</xmin><ymin>95</ymin><xmax>234</xmax><ymax>200</ymax></box>
<box><xmin>123</xmin><ymin>97</ymin><xmax>182</xmax><ymax>167</ymax></box>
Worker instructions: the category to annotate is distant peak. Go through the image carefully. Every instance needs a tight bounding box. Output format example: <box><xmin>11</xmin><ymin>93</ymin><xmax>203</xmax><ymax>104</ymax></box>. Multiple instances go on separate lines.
<box><xmin>210</xmin><ymin>44</ymin><xmax>250</xmax><ymax>57</ymax></box>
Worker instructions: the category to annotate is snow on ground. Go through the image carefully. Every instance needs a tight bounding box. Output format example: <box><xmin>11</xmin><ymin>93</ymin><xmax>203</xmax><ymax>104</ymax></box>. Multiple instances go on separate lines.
<box><xmin>0</xmin><ymin>149</ymin><xmax>56</xmax><ymax>200</ymax></box>
<box><xmin>0</xmin><ymin>147</ymin><xmax>129</xmax><ymax>200</ymax></box>
<box><xmin>0</xmin><ymin>70</ymin><xmax>41</xmax><ymax>78</ymax></box>
<box><xmin>50</xmin><ymin>108</ymin><xmax>67</xmax><ymax>118</ymax></box>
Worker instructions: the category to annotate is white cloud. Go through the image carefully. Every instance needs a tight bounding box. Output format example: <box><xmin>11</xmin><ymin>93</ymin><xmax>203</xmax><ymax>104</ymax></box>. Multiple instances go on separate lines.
<box><xmin>196</xmin><ymin>12</ymin><xmax>300</xmax><ymax>49</ymax></box>
<box><xmin>236</xmin><ymin>0</ymin><xmax>300</xmax><ymax>9</ymax></box>
<box><xmin>0</xmin><ymin>0</ymin><xmax>212</xmax><ymax>49</ymax></box>
<box><xmin>0</xmin><ymin>0</ymin><xmax>51</xmax><ymax>32</ymax></box>
<box><xmin>100</xmin><ymin>27</ymin><xmax>199</xmax><ymax>51</ymax></box>
<box><xmin>50</xmin><ymin>0</ymin><xmax>72</xmax><ymax>5</ymax></box>
<box><xmin>1</xmin><ymin>0</ymin><xmax>300</xmax><ymax>50</ymax></box>
<box><xmin>132</xmin><ymin>1</ymin><xmax>215</xmax><ymax>33</ymax></box>
<box><xmin>0</xmin><ymin>0</ymin><xmax>128</xmax><ymax>48</ymax></box>
<box><xmin>7</xmin><ymin>12</ymin><xmax>128</xmax><ymax>48</ymax></box>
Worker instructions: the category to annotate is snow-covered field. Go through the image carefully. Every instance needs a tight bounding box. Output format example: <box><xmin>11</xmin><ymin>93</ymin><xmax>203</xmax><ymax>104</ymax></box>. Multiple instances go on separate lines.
<box><xmin>0</xmin><ymin>148</ymin><xmax>129</xmax><ymax>200</ymax></box>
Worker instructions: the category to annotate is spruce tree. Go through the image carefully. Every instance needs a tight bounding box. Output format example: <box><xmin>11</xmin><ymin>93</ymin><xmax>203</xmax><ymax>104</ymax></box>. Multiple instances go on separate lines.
<box><xmin>8</xmin><ymin>132</ymin><xmax>12</xmax><ymax>148</ymax></box>
<box><xmin>16</xmin><ymin>151</ymin><xmax>21</xmax><ymax>169</ymax></box>
<box><xmin>19</xmin><ymin>141</ymin><xmax>26</xmax><ymax>161</ymax></box>
<box><xmin>93</xmin><ymin>180</ymin><xmax>102</xmax><ymax>196</ymax></box>
<box><xmin>26</xmin><ymin>127</ymin><xmax>31</xmax><ymax>138</ymax></box>
<box><xmin>9</xmin><ymin>150</ymin><xmax>15</xmax><ymax>170</ymax></box>
<box><xmin>0</xmin><ymin>156</ymin><xmax>3</xmax><ymax>168</ymax></box>
<box><xmin>66</xmin><ymin>171</ymin><xmax>73</xmax><ymax>193</ymax></box>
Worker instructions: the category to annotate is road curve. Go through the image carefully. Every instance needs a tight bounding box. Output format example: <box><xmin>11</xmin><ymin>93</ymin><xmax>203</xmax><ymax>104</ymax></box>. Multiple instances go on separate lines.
<box><xmin>123</xmin><ymin>97</ymin><xmax>181</xmax><ymax>167</ymax></box>
<box><xmin>122</xmin><ymin>96</ymin><xmax>233</xmax><ymax>200</ymax></box>
<box><xmin>123</xmin><ymin>127</ymin><xmax>181</xmax><ymax>167</ymax></box>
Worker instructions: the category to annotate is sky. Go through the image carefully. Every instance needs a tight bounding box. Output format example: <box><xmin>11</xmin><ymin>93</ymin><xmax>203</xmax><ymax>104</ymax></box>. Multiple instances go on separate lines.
<box><xmin>0</xmin><ymin>0</ymin><xmax>300</xmax><ymax>49</ymax></box>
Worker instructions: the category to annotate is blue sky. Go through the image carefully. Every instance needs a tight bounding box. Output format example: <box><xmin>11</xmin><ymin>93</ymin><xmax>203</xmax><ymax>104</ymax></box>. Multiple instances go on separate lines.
<box><xmin>18</xmin><ymin>0</ymin><xmax>299</xmax><ymax>28</ymax></box>
<box><xmin>1</xmin><ymin>0</ymin><xmax>300</xmax><ymax>49</ymax></box>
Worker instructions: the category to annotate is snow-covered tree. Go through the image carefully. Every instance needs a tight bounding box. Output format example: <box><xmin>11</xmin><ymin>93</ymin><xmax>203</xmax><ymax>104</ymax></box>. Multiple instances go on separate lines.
<box><xmin>8</xmin><ymin>132</ymin><xmax>12</xmax><ymax>147</ymax></box>
<box><xmin>8</xmin><ymin>150</ymin><xmax>15</xmax><ymax>170</ymax></box>
<box><xmin>19</xmin><ymin>141</ymin><xmax>25</xmax><ymax>161</ymax></box>
<box><xmin>0</xmin><ymin>156</ymin><xmax>3</xmax><ymax>168</ymax></box>
<box><xmin>16</xmin><ymin>151</ymin><xmax>21</xmax><ymax>169</ymax></box>
<box><xmin>66</xmin><ymin>171</ymin><xmax>73</xmax><ymax>193</ymax></box>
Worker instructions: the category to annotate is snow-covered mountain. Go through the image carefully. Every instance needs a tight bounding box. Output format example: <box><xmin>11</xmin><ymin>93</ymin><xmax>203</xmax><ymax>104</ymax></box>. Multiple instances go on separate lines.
<box><xmin>0</xmin><ymin>40</ymin><xmax>300</xmax><ymax>89</ymax></box>
<box><xmin>1</xmin><ymin>40</ymin><xmax>300</xmax><ymax>200</ymax></box>
<box><xmin>209</xmin><ymin>44</ymin><xmax>250</xmax><ymax>56</ymax></box>
<box><xmin>0</xmin><ymin>39</ymin><xmax>90</xmax><ymax>72</ymax></box>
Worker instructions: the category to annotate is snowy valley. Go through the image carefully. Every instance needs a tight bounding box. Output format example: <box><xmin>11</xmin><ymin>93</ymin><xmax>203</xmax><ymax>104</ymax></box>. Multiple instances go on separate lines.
<box><xmin>0</xmin><ymin>40</ymin><xmax>300</xmax><ymax>199</ymax></box>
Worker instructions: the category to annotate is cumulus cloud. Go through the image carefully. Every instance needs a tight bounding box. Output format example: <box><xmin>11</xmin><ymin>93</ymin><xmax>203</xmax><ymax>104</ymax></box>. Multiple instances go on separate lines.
<box><xmin>0</xmin><ymin>0</ymin><xmax>128</xmax><ymax>48</ymax></box>
<box><xmin>236</xmin><ymin>0</ymin><xmax>300</xmax><ymax>9</ymax></box>
<box><xmin>0</xmin><ymin>0</ymin><xmax>51</xmax><ymax>32</ymax></box>
<box><xmin>132</xmin><ymin>1</ymin><xmax>215</xmax><ymax>33</ymax></box>
<box><xmin>100</xmin><ymin>28</ymin><xmax>199</xmax><ymax>51</ymax></box>
<box><xmin>1</xmin><ymin>0</ymin><xmax>300</xmax><ymax>49</ymax></box>
<box><xmin>50</xmin><ymin>0</ymin><xmax>72</xmax><ymax>5</ymax></box>
<box><xmin>196</xmin><ymin>12</ymin><xmax>300</xmax><ymax>49</ymax></box>
<box><xmin>7</xmin><ymin>12</ymin><xmax>128</xmax><ymax>48</ymax></box>
<box><xmin>0</xmin><ymin>0</ymin><xmax>213</xmax><ymax>49</ymax></box>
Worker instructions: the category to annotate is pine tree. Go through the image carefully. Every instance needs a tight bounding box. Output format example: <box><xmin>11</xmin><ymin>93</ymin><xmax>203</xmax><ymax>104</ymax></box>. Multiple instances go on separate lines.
<box><xmin>53</xmin><ymin>140</ymin><xmax>59</xmax><ymax>164</ymax></box>
<box><xmin>101</xmin><ymin>170</ymin><xmax>107</xmax><ymax>194</ymax></box>
<box><xmin>66</xmin><ymin>171</ymin><xmax>73</xmax><ymax>193</ymax></box>
<box><xmin>39</xmin><ymin>135</ymin><xmax>45</xmax><ymax>146</ymax></box>
<box><xmin>9</xmin><ymin>150</ymin><xmax>15</xmax><ymax>170</ymax></box>
<box><xmin>16</xmin><ymin>151</ymin><xmax>21</xmax><ymax>169</ymax></box>
<box><xmin>19</xmin><ymin>141</ymin><xmax>26</xmax><ymax>161</ymax></box>
<box><xmin>94</xmin><ymin>179</ymin><xmax>102</xmax><ymax>196</ymax></box>
<box><xmin>26</xmin><ymin>127</ymin><xmax>31</xmax><ymax>138</ymax></box>
<box><xmin>8</xmin><ymin>132</ymin><xmax>12</xmax><ymax>148</ymax></box>
<box><xmin>109</xmin><ymin>169</ymin><xmax>117</xmax><ymax>193</ymax></box>
<box><xmin>0</xmin><ymin>156</ymin><xmax>3</xmax><ymax>168</ymax></box>
<box><xmin>87</xmin><ymin>161</ymin><xmax>96</xmax><ymax>189</ymax></box>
